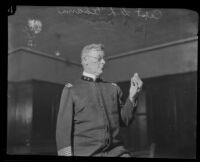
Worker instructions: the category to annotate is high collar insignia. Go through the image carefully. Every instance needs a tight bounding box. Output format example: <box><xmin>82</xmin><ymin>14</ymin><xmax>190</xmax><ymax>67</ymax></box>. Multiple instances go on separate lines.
<box><xmin>81</xmin><ymin>75</ymin><xmax>102</xmax><ymax>82</ymax></box>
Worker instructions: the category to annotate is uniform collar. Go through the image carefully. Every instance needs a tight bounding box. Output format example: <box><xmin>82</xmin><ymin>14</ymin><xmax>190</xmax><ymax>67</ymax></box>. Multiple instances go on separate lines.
<box><xmin>83</xmin><ymin>71</ymin><xmax>97</xmax><ymax>81</ymax></box>
<box><xmin>82</xmin><ymin>71</ymin><xmax>102</xmax><ymax>82</ymax></box>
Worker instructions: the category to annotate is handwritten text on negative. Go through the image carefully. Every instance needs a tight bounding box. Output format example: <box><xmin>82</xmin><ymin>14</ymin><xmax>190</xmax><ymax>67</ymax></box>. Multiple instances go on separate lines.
<box><xmin>57</xmin><ymin>7</ymin><xmax>162</xmax><ymax>20</ymax></box>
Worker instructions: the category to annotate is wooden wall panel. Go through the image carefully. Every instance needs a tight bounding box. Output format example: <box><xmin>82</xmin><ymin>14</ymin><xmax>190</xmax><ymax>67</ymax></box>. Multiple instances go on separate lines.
<box><xmin>118</xmin><ymin>72</ymin><xmax>197</xmax><ymax>158</ymax></box>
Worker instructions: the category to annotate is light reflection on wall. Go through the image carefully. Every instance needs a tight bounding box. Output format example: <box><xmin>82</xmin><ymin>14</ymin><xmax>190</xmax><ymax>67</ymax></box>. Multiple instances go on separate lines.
<box><xmin>7</xmin><ymin>83</ymin><xmax>33</xmax><ymax>146</ymax></box>
<box><xmin>15</xmin><ymin>96</ymin><xmax>33</xmax><ymax>126</ymax></box>
<box><xmin>23</xmin><ymin>19</ymin><xmax>42</xmax><ymax>47</ymax></box>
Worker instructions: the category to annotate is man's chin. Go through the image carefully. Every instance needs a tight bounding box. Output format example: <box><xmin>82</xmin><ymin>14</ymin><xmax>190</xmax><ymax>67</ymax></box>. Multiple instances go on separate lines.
<box><xmin>96</xmin><ymin>70</ymin><xmax>103</xmax><ymax>76</ymax></box>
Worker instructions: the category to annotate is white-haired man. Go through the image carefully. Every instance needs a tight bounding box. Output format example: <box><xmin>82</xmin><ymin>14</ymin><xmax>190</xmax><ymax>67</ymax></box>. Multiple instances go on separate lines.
<box><xmin>56</xmin><ymin>44</ymin><xmax>143</xmax><ymax>157</ymax></box>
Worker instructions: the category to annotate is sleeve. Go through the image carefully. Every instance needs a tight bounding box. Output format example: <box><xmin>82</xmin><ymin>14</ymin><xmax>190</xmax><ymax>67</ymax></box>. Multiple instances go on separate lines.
<box><xmin>56</xmin><ymin>86</ymin><xmax>74</xmax><ymax>156</ymax></box>
<box><xmin>116</xmin><ymin>85</ymin><xmax>138</xmax><ymax>127</ymax></box>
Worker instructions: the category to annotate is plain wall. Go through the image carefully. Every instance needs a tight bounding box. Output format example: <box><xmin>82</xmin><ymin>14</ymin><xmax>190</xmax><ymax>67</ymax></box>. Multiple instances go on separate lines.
<box><xmin>8</xmin><ymin>51</ymin><xmax>82</xmax><ymax>84</ymax></box>
<box><xmin>8</xmin><ymin>39</ymin><xmax>197</xmax><ymax>84</ymax></box>
<box><xmin>103</xmin><ymin>40</ymin><xmax>197</xmax><ymax>82</ymax></box>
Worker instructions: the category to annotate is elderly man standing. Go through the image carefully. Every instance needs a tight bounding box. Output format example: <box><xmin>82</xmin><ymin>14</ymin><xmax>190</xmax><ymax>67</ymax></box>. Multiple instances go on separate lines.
<box><xmin>56</xmin><ymin>44</ymin><xmax>143</xmax><ymax>157</ymax></box>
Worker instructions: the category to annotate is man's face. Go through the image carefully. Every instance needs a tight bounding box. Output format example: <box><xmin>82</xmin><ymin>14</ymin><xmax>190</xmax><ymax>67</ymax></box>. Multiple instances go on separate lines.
<box><xmin>84</xmin><ymin>49</ymin><xmax>106</xmax><ymax>76</ymax></box>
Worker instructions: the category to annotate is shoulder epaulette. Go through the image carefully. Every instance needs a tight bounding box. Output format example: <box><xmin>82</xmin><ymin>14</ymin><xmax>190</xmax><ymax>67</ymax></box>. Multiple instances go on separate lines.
<box><xmin>65</xmin><ymin>83</ymin><xmax>72</xmax><ymax>88</ymax></box>
<box><xmin>111</xmin><ymin>83</ymin><xmax>117</xmax><ymax>86</ymax></box>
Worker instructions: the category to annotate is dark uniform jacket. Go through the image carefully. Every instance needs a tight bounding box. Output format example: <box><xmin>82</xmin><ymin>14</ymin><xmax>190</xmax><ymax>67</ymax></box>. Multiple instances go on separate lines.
<box><xmin>56</xmin><ymin>75</ymin><xmax>138</xmax><ymax>157</ymax></box>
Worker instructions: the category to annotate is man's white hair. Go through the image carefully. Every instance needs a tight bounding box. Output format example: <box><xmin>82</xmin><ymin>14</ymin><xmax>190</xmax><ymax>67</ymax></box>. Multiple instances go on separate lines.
<box><xmin>81</xmin><ymin>43</ymin><xmax>104</xmax><ymax>63</ymax></box>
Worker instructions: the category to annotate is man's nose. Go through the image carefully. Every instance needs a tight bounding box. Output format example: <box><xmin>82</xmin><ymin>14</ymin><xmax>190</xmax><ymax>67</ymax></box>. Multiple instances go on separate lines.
<box><xmin>101</xmin><ymin>59</ymin><xmax>106</xmax><ymax>64</ymax></box>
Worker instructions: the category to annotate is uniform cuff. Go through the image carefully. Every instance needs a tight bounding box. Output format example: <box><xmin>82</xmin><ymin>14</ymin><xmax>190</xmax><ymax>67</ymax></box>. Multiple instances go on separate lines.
<box><xmin>58</xmin><ymin>146</ymin><xmax>72</xmax><ymax>156</ymax></box>
<box><xmin>128</xmin><ymin>97</ymin><xmax>138</xmax><ymax>107</ymax></box>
